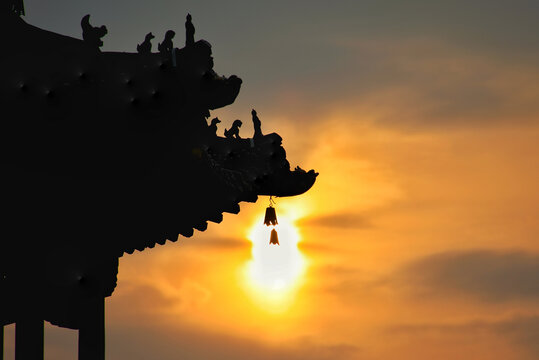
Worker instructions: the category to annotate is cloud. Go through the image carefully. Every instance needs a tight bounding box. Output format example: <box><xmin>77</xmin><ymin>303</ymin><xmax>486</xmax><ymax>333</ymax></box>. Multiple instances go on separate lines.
<box><xmin>298</xmin><ymin>212</ymin><xmax>372</xmax><ymax>229</ymax></box>
<box><xmin>257</xmin><ymin>35</ymin><xmax>539</xmax><ymax>135</ymax></box>
<box><xmin>107</xmin><ymin>323</ymin><xmax>360</xmax><ymax>360</ymax></box>
<box><xmin>388</xmin><ymin>315</ymin><xmax>539</xmax><ymax>358</ymax></box>
<box><xmin>398</xmin><ymin>249</ymin><xmax>539</xmax><ymax>302</ymax></box>
<box><xmin>109</xmin><ymin>279</ymin><xmax>212</xmax><ymax>319</ymax></box>
<box><xmin>494</xmin><ymin>315</ymin><xmax>539</xmax><ymax>357</ymax></box>
<box><xmin>116</xmin><ymin>282</ymin><xmax>178</xmax><ymax>309</ymax></box>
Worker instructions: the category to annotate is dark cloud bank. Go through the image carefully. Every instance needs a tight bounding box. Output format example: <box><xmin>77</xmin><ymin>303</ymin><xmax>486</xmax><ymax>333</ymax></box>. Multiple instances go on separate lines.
<box><xmin>298</xmin><ymin>212</ymin><xmax>372</xmax><ymax>229</ymax></box>
<box><xmin>401</xmin><ymin>249</ymin><xmax>539</xmax><ymax>302</ymax></box>
<box><xmin>105</xmin><ymin>323</ymin><xmax>359</xmax><ymax>360</ymax></box>
<box><xmin>389</xmin><ymin>315</ymin><xmax>539</xmax><ymax>359</ymax></box>
<box><xmin>390</xmin><ymin>249</ymin><xmax>539</xmax><ymax>357</ymax></box>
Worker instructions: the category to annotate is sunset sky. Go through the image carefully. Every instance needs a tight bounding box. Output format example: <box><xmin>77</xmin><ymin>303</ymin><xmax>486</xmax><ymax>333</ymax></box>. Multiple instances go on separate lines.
<box><xmin>5</xmin><ymin>1</ymin><xmax>539</xmax><ymax>359</ymax></box>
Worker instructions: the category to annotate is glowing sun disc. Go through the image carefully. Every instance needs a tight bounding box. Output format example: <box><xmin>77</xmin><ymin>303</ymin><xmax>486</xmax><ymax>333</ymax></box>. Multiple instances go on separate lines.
<box><xmin>243</xmin><ymin>214</ymin><xmax>306</xmax><ymax>310</ymax></box>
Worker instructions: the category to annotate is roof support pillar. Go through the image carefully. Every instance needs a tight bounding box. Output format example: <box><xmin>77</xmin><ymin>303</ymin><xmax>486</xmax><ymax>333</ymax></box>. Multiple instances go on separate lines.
<box><xmin>15</xmin><ymin>318</ymin><xmax>44</xmax><ymax>360</ymax></box>
<box><xmin>79</xmin><ymin>297</ymin><xmax>105</xmax><ymax>360</ymax></box>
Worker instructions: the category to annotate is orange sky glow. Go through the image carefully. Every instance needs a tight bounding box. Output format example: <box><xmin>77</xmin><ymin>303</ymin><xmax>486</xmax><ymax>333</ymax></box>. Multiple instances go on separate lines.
<box><xmin>4</xmin><ymin>1</ymin><xmax>539</xmax><ymax>359</ymax></box>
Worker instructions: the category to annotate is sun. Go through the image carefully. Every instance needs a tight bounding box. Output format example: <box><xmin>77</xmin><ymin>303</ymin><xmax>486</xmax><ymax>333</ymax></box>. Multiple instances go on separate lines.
<box><xmin>242</xmin><ymin>208</ymin><xmax>307</xmax><ymax>312</ymax></box>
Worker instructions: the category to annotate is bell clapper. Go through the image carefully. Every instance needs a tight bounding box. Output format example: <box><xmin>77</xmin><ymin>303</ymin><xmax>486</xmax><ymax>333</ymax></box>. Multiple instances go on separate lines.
<box><xmin>270</xmin><ymin>228</ymin><xmax>279</xmax><ymax>246</ymax></box>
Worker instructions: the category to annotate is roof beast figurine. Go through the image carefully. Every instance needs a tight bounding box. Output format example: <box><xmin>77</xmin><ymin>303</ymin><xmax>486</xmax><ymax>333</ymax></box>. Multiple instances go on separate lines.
<box><xmin>0</xmin><ymin>4</ymin><xmax>317</xmax><ymax>359</ymax></box>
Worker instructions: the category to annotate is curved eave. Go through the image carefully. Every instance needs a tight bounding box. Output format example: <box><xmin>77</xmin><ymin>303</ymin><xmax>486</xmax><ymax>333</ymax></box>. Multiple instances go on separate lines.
<box><xmin>257</xmin><ymin>169</ymin><xmax>319</xmax><ymax>197</ymax></box>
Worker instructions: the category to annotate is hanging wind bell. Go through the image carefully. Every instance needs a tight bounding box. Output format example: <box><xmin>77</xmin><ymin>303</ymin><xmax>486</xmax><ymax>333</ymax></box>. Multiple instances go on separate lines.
<box><xmin>264</xmin><ymin>196</ymin><xmax>279</xmax><ymax>245</ymax></box>
<box><xmin>269</xmin><ymin>229</ymin><xmax>279</xmax><ymax>245</ymax></box>
<box><xmin>264</xmin><ymin>201</ymin><xmax>278</xmax><ymax>226</ymax></box>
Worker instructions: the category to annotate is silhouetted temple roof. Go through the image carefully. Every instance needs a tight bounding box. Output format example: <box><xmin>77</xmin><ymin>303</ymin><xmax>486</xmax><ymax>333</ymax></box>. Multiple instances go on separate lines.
<box><xmin>0</xmin><ymin>10</ymin><xmax>316</xmax><ymax>330</ymax></box>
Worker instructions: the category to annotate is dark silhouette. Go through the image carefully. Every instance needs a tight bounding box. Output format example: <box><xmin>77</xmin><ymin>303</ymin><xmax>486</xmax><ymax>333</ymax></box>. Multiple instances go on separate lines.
<box><xmin>269</xmin><ymin>229</ymin><xmax>279</xmax><ymax>245</ymax></box>
<box><xmin>224</xmin><ymin>119</ymin><xmax>242</xmax><ymax>139</ymax></box>
<box><xmin>185</xmin><ymin>13</ymin><xmax>195</xmax><ymax>47</ymax></box>
<box><xmin>264</xmin><ymin>198</ymin><xmax>279</xmax><ymax>244</ymax></box>
<box><xmin>13</xmin><ymin>0</ymin><xmax>24</xmax><ymax>16</ymax></box>
<box><xmin>4</xmin><ymin>0</ymin><xmax>24</xmax><ymax>16</ymax></box>
<box><xmin>81</xmin><ymin>14</ymin><xmax>107</xmax><ymax>50</ymax></box>
<box><xmin>0</xmin><ymin>7</ymin><xmax>317</xmax><ymax>360</ymax></box>
<box><xmin>264</xmin><ymin>207</ymin><xmax>278</xmax><ymax>226</ymax></box>
<box><xmin>137</xmin><ymin>32</ymin><xmax>155</xmax><ymax>54</ymax></box>
<box><xmin>208</xmin><ymin>117</ymin><xmax>221</xmax><ymax>135</ymax></box>
<box><xmin>251</xmin><ymin>109</ymin><xmax>263</xmax><ymax>139</ymax></box>
<box><xmin>158</xmin><ymin>30</ymin><xmax>175</xmax><ymax>56</ymax></box>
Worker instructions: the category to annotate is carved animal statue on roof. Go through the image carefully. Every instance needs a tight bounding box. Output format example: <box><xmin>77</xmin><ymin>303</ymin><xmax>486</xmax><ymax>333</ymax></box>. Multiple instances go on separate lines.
<box><xmin>208</xmin><ymin>117</ymin><xmax>221</xmax><ymax>135</ymax></box>
<box><xmin>252</xmin><ymin>109</ymin><xmax>263</xmax><ymax>139</ymax></box>
<box><xmin>224</xmin><ymin>119</ymin><xmax>243</xmax><ymax>139</ymax></box>
<box><xmin>185</xmin><ymin>13</ymin><xmax>195</xmax><ymax>47</ymax></box>
<box><xmin>137</xmin><ymin>32</ymin><xmax>155</xmax><ymax>54</ymax></box>
<box><xmin>158</xmin><ymin>29</ymin><xmax>175</xmax><ymax>56</ymax></box>
<box><xmin>81</xmin><ymin>14</ymin><xmax>107</xmax><ymax>49</ymax></box>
